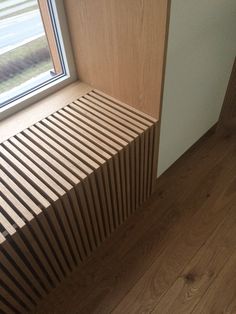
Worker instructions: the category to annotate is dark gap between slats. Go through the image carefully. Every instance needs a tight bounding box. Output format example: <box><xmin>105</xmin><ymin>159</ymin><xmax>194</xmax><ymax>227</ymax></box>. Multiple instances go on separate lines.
<box><xmin>0</xmin><ymin>162</ymin><xmax>70</xmax><ymax>275</ymax></box>
<box><xmin>87</xmin><ymin>92</ymin><xmax>149</xmax><ymax>129</ymax></box>
<box><xmin>0</xmin><ymin>262</ymin><xmax>36</xmax><ymax>305</ymax></box>
<box><xmin>3</xmin><ymin>139</ymin><xmax>82</xmax><ymax>263</ymax></box>
<box><xmin>92</xmin><ymin>90</ymin><xmax>156</xmax><ymax>123</ymax></box>
<box><xmin>79</xmin><ymin>97</ymin><xmax>140</xmax><ymax>136</ymax></box>
<box><xmin>0</xmin><ymin>293</ymin><xmax>21</xmax><ymax>314</ymax></box>
<box><xmin>26</xmin><ymin>127</ymin><xmax>106</xmax><ymax>243</ymax></box>
<box><xmin>21</xmin><ymin>129</ymin><xmax>98</xmax><ymax>251</ymax></box>
<box><xmin>34</xmin><ymin>123</ymin><xmax>100</xmax><ymax>172</ymax></box>
<box><xmin>51</xmin><ymin>111</ymin><xmax>118</xmax><ymax>155</ymax></box>
<box><xmin>0</xmin><ymin>246</ymin><xmax>41</xmax><ymax>298</ymax></box>
<box><xmin>6</xmin><ymin>237</ymin><xmax>48</xmax><ymax>293</ymax></box>
<box><xmin>59</xmin><ymin>107</ymin><xmax>122</xmax><ymax>151</ymax></box>
<box><xmin>71</xmin><ymin>101</ymin><xmax>131</xmax><ymax>144</ymax></box>
<box><xmin>40</xmin><ymin>118</ymin><xmax>108</xmax><ymax>166</ymax></box>
<box><xmin>0</xmin><ymin>168</ymin><xmax>65</xmax><ymax>277</ymax></box>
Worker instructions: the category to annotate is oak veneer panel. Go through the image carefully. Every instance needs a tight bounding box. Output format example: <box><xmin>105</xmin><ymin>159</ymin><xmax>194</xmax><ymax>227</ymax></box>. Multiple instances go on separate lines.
<box><xmin>64</xmin><ymin>0</ymin><xmax>169</xmax><ymax>118</ymax></box>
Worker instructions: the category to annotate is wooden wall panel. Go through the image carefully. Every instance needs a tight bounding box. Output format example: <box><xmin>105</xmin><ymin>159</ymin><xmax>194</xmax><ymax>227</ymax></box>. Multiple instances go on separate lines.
<box><xmin>64</xmin><ymin>0</ymin><xmax>169</xmax><ymax>118</ymax></box>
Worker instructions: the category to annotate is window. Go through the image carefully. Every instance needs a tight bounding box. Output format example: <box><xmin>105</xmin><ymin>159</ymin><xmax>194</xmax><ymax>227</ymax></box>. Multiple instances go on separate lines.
<box><xmin>0</xmin><ymin>0</ymin><xmax>76</xmax><ymax>120</ymax></box>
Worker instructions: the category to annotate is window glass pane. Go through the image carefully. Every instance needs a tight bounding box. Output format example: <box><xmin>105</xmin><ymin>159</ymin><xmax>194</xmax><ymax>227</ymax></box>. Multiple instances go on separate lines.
<box><xmin>0</xmin><ymin>0</ymin><xmax>63</xmax><ymax>107</ymax></box>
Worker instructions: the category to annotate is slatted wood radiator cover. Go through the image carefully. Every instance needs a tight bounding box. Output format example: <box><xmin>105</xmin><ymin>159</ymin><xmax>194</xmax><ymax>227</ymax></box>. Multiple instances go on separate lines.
<box><xmin>0</xmin><ymin>89</ymin><xmax>158</xmax><ymax>313</ymax></box>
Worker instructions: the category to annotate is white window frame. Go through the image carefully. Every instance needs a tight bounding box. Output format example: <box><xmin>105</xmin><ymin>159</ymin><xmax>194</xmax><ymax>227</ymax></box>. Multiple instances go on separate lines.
<box><xmin>0</xmin><ymin>0</ymin><xmax>77</xmax><ymax>121</ymax></box>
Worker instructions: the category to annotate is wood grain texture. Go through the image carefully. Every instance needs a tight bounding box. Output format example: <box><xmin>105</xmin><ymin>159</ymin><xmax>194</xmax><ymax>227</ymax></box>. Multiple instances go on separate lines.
<box><xmin>153</xmin><ymin>201</ymin><xmax>236</xmax><ymax>314</ymax></box>
<box><xmin>192</xmin><ymin>251</ymin><xmax>236</xmax><ymax>314</ymax></box>
<box><xmin>32</xmin><ymin>127</ymin><xmax>236</xmax><ymax>314</ymax></box>
<box><xmin>64</xmin><ymin>0</ymin><xmax>170</xmax><ymax>118</ymax></box>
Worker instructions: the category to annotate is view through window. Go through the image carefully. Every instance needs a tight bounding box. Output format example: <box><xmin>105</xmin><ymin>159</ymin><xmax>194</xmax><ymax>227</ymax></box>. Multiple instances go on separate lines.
<box><xmin>0</xmin><ymin>0</ymin><xmax>64</xmax><ymax>108</ymax></box>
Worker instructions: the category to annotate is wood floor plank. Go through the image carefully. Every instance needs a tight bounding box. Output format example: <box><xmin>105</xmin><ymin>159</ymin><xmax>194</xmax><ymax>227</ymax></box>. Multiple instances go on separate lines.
<box><xmin>191</xmin><ymin>251</ymin><xmax>236</xmax><ymax>314</ymax></box>
<box><xmin>224</xmin><ymin>297</ymin><xmax>236</xmax><ymax>314</ymax></box>
<box><xmin>153</xmin><ymin>201</ymin><xmax>236</xmax><ymax>314</ymax></box>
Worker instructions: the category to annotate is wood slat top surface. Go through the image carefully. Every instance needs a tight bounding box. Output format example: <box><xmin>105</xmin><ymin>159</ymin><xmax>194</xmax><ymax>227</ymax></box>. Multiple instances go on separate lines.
<box><xmin>0</xmin><ymin>88</ymin><xmax>157</xmax><ymax>251</ymax></box>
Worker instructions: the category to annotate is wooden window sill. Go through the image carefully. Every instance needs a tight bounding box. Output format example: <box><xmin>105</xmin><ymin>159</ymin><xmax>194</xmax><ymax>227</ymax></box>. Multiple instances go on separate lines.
<box><xmin>0</xmin><ymin>81</ymin><xmax>92</xmax><ymax>144</ymax></box>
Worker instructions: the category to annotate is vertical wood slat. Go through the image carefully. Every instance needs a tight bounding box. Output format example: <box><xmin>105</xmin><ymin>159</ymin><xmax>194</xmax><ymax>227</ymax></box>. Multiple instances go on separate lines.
<box><xmin>0</xmin><ymin>89</ymin><xmax>158</xmax><ymax>313</ymax></box>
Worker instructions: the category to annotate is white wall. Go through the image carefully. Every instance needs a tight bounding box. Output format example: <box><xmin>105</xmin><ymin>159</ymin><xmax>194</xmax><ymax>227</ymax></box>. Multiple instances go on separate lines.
<box><xmin>158</xmin><ymin>0</ymin><xmax>236</xmax><ymax>176</ymax></box>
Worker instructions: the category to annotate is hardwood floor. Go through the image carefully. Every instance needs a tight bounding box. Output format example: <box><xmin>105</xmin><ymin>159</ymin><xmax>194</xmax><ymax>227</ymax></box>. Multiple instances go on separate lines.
<box><xmin>33</xmin><ymin>127</ymin><xmax>236</xmax><ymax>314</ymax></box>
